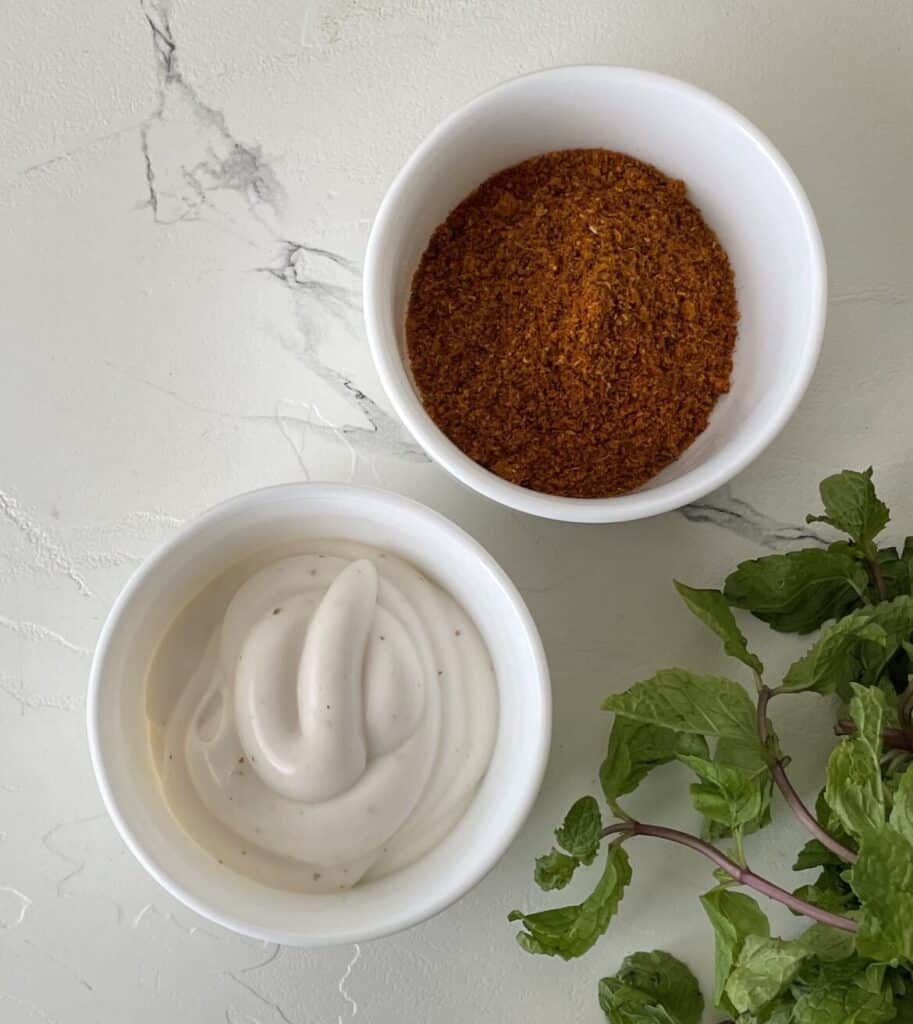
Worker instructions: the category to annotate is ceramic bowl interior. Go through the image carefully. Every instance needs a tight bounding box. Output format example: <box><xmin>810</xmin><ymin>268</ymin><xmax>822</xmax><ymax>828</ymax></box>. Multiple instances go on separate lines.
<box><xmin>364</xmin><ymin>65</ymin><xmax>826</xmax><ymax>522</ymax></box>
<box><xmin>88</xmin><ymin>484</ymin><xmax>550</xmax><ymax>945</ymax></box>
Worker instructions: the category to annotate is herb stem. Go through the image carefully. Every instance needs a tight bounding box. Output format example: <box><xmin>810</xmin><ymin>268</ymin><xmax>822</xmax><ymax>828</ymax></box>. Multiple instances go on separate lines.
<box><xmin>600</xmin><ymin>821</ymin><xmax>858</xmax><ymax>933</ymax></box>
<box><xmin>758</xmin><ymin>687</ymin><xmax>858</xmax><ymax>865</ymax></box>
<box><xmin>867</xmin><ymin>555</ymin><xmax>888</xmax><ymax>602</ymax></box>
<box><xmin>733</xmin><ymin>828</ymin><xmax>747</xmax><ymax>869</ymax></box>
<box><xmin>835</xmin><ymin>719</ymin><xmax>913</xmax><ymax>752</ymax></box>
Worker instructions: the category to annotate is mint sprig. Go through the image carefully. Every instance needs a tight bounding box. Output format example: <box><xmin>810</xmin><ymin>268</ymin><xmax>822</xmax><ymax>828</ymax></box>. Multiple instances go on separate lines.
<box><xmin>509</xmin><ymin>468</ymin><xmax>913</xmax><ymax>1022</ymax></box>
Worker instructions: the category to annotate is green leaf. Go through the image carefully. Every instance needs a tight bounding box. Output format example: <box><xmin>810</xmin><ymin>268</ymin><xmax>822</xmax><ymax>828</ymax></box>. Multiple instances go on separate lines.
<box><xmin>779</xmin><ymin>611</ymin><xmax>888</xmax><ymax>695</ymax></box>
<box><xmin>900</xmin><ymin>536</ymin><xmax>913</xmax><ymax>589</ymax></box>
<box><xmin>799</xmin><ymin>921</ymin><xmax>856</xmax><ymax>962</ymax></box>
<box><xmin>724</xmin><ymin>934</ymin><xmax>809</xmax><ymax>1014</ymax></box>
<box><xmin>890</xmin><ymin>766</ymin><xmax>913</xmax><ymax>843</ymax></box>
<box><xmin>679</xmin><ymin>755</ymin><xmax>766</xmax><ymax>832</ymax></box>
<box><xmin>793</xmin><ymin>867</ymin><xmax>858</xmax><ymax>915</ymax></box>
<box><xmin>790</xmin><ymin>959</ymin><xmax>895</xmax><ymax>1024</ymax></box>
<box><xmin>707</xmin><ymin>736</ymin><xmax>774</xmax><ymax>838</ymax></box>
<box><xmin>849</xmin><ymin>683</ymin><xmax>887</xmax><ymax>752</ymax></box>
<box><xmin>825</xmin><ymin>686</ymin><xmax>886</xmax><ymax>840</ymax></box>
<box><xmin>894</xmin><ymin>980</ymin><xmax>913</xmax><ymax>1024</ymax></box>
<box><xmin>700</xmin><ymin>888</ymin><xmax>770</xmax><ymax>1007</ymax></box>
<box><xmin>825</xmin><ymin>739</ymin><xmax>885</xmax><ymax>840</ymax></box>
<box><xmin>534</xmin><ymin>849</ymin><xmax>579</xmax><ymax>891</ymax></box>
<box><xmin>813</xmin><ymin>787</ymin><xmax>857</xmax><ymax>852</ymax></box>
<box><xmin>867</xmin><ymin>594</ymin><xmax>913</xmax><ymax>647</ymax></box>
<box><xmin>509</xmin><ymin>844</ymin><xmax>632</xmax><ymax>960</ymax></box>
<box><xmin>807</xmin><ymin>468</ymin><xmax>890</xmax><ymax>555</ymax></box>
<box><xmin>673</xmin><ymin>581</ymin><xmax>764</xmax><ymax>674</ymax></box>
<box><xmin>598</xmin><ymin>950</ymin><xmax>704</xmax><ymax>1024</ymax></box>
<box><xmin>851</xmin><ymin>826</ymin><xmax>913</xmax><ymax>962</ymax></box>
<box><xmin>603</xmin><ymin>670</ymin><xmax>759</xmax><ymax>746</ymax></box>
<box><xmin>724</xmin><ymin>548</ymin><xmax>867</xmax><ymax>635</ymax></box>
<box><xmin>793</xmin><ymin>838</ymin><xmax>846</xmax><ymax>871</ymax></box>
<box><xmin>876</xmin><ymin>546</ymin><xmax>910</xmax><ymax>600</ymax></box>
<box><xmin>598</xmin><ymin>984</ymin><xmax>678</xmax><ymax>1024</ymax></box>
<box><xmin>781</xmin><ymin>596</ymin><xmax>913</xmax><ymax>698</ymax></box>
<box><xmin>600</xmin><ymin>717</ymin><xmax>708</xmax><ymax>806</ymax></box>
<box><xmin>554</xmin><ymin>796</ymin><xmax>602</xmax><ymax>865</ymax></box>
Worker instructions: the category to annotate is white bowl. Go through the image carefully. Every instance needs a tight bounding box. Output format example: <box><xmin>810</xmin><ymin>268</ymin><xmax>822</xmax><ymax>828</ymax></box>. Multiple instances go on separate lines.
<box><xmin>364</xmin><ymin>66</ymin><xmax>826</xmax><ymax>523</ymax></box>
<box><xmin>87</xmin><ymin>484</ymin><xmax>550</xmax><ymax>945</ymax></box>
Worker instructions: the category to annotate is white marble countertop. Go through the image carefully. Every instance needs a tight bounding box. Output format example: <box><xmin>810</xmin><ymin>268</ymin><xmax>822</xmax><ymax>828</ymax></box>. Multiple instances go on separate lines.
<box><xmin>2</xmin><ymin>1</ymin><xmax>912</xmax><ymax>1021</ymax></box>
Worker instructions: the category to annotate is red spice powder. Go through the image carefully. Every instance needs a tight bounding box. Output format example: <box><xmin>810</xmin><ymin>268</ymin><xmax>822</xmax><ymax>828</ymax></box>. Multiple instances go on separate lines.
<box><xmin>405</xmin><ymin>148</ymin><xmax>738</xmax><ymax>498</ymax></box>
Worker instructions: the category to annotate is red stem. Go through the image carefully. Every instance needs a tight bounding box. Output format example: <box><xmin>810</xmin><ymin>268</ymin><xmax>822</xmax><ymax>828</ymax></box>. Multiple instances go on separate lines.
<box><xmin>601</xmin><ymin>821</ymin><xmax>857</xmax><ymax>933</ymax></box>
<box><xmin>867</xmin><ymin>556</ymin><xmax>888</xmax><ymax>602</ymax></box>
<box><xmin>835</xmin><ymin>720</ymin><xmax>913</xmax><ymax>752</ymax></box>
<box><xmin>758</xmin><ymin>687</ymin><xmax>857</xmax><ymax>864</ymax></box>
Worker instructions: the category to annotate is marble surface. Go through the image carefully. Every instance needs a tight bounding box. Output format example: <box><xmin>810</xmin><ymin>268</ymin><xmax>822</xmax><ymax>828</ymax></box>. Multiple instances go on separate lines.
<box><xmin>2</xmin><ymin>1</ymin><xmax>913</xmax><ymax>1021</ymax></box>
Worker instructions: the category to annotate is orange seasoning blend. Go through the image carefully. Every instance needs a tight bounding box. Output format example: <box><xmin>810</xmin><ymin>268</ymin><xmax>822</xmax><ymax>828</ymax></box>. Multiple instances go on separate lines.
<box><xmin>405</xmin><ymin>149</ymin><xmax>738</xmax><ymax>498</ymax></box>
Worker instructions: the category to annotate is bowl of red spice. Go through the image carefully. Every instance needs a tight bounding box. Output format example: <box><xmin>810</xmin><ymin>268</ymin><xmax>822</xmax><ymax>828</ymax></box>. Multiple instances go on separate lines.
<box><xmin>364</xmin><ymin>66</ymin><xmax>825</xmax><ymax>523</ymax></box>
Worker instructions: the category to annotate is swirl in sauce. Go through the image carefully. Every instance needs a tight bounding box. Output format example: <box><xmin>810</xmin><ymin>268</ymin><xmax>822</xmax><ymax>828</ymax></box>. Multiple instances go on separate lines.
<box><xmin>149</xmin><ymin>543</ymin><xmax>498</xmax><ymax>892</ymax></box>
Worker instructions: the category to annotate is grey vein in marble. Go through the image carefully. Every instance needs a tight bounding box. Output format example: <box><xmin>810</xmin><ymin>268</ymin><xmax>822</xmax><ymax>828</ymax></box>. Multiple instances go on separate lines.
<box><xmin>227</xmin><ymin>973</ymin><xmax>307</xmax><ymax>1024</ymax></box>
<box><xmin>0</xmin><ymin>490</ymin><xmax>92</xmax><ymax>596</ymax></box>
<box><xmin>681</xmin><ymin>485</ymin><xmax>828</xmax><ymax>551</ymax></box>
<box><xmin>263</xmin><ymin>242</ymin><xmax>427</xmax><ymax>462</ymax></box>
<box><xmin>21</xmin><ymin>939</ymin><xmax>94</xmax><ymax>993</ymax></box>
<box><xmin>0</xmin><ymin>614</ymin><xmax>90</xmax><ymax>656</ymax></box>
<box><xmin>140</xmin><ymin>0</ymin><xmax>283</xmax><ymax>225</ymax></box>
<box><xmin>0</xmin><ymin>675</ymin><xmax>84</xmax><ymax>716</ymax></box>
<box><xmin>137</xmin><ymin>0</ymin><xmax>425</xmax><ymax>469</ymax></box>
<box><xmin>337</xmin><ymin>944</ymin><xmax>361</xmax><ymax>1021</ymax></box>
<box><xmin>831</xmin><ymin>285</ymin><xmax>913</xmax><ymax>307</ymax></box>
<box><xmin>0</xmin><ymin>886</ymin><xmax>32</xmax><ymax>930</ymax></box>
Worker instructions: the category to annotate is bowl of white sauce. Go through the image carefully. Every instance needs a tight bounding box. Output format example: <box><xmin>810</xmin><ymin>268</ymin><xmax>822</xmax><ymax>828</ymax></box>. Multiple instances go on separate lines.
<box><xmin>88</xmin><ymin>484</ymin><xmax>550</xmax><ymax>945</ymax></box>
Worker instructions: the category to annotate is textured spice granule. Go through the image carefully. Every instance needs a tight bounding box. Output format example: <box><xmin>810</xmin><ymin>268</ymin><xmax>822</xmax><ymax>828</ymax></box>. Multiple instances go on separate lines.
<box><xmin>405</xmin><ymin>149</ymin><xmax>738</xmax><ymax>498</ymax></box>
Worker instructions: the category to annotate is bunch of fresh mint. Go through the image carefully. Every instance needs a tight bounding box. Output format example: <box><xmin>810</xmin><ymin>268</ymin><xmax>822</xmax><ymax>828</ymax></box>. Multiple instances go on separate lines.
<box><xmin>510</xmin><ymin>469</ymin><xmax>913</xmax><ymax>1023</ymax></box>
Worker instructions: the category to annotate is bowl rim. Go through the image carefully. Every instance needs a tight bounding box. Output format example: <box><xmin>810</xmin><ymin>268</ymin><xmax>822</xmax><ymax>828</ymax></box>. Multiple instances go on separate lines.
<box><xmin>87</xmin><ymin>481</ymin><xmax>551</xmax><ymax>945</ymax></box>
<box><xmin>363</xmin><ymin>64</ymin><xmax>827</xmax><ymax>524</ymax></box>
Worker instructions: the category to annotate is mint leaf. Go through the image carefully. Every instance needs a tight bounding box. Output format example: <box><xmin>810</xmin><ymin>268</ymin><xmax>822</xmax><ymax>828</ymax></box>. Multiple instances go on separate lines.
<box><xmin>702</xmin><ymin>736</ymin><xmax>774</xmax><ymax>839</ymax></box>
<box><xmin>825</xmin><ymin>738</ymin><xmax>884</xmax><ymax>839</ymax></box>
<box><xmin>598</xmin><ymin>985</ymin><xmax>678</xmax><ymax>1024</ymax></box>
<box><xmin>679</xmin><ymin>754</ymin><xmax>767</xmax><ymax>832</ymax></box>
<box><xmin>851</xmin><ymin>826</ymin><xmax>913</xmax><ymax>962</ymax></box>
<box><xmin>724</xmin><ymin>549</ymin><xmax>866</xmax><ymax>635</ymax></box>
<box><xmin>781</xmin><ymin>597</ymin><xmax>913</xmax><ymax>698</ymax></box>
<box><xmin>700</xmin><ymin>888</ymin><xmax>770</xmax><ymax>1006</ymax></box>
<box><xmin>603</xmin><ymin>670</ymin><xmax>759</xmax><ymax>745</ymax></box>
<box><xmin>825</xmin><ymin>685</ymin><xmax>886</xmax><ymax>840</ymax></box>
<box><xmin>793</xmin><ymin>795</ymin><xmax>857</xmax><ymax>871</ymax></box>
<box><xmin>799</xmin><ymin>921</ymin><xmax>856</xmax><ymax>962</ymax></box>
<box><xmin>790</xmin><ymin>959</ymin><xmax>894</xmax><ymax>1024</ymax></box>
<box><xmin>900</xmin><ymin>536</ymin><xmax>913</xmax><ymax>591</ymax></box>
<box><xmin>509</xmin><ymin>844</ymin><xmax>632</xmax><ymax>960</ymax></box>
<box><xmin>599</xmin><ymin>950</ymin><xmax>704</xmax><ymax>1024</ymax></box>
<box><xmin>779</xmin><ymin>611</ymin><xmax>888</xmax><ymax>695</ymax></box>
<box><xmin>534</xmin><ymin>849</ymin><xmax>579</xmax><ymax>891</ymax></box>
<box><xmin>889</xmin><ymin>766</ymin><xmax>913</xmax><ymax>843</ymax></box>
<box><xmin>793</xmin><ymin>838</ymin><xmax>846</xmax><ymax>871</ymax></box>
<box><xmin>814</xmin><ymin>787</ymin><xmax>858</xmax><ymax>851</ymax></box>
<box><xmin>894</xmin><ymin>981</ymin><xmax>913</xmax><ymax>1024</ymax></box>
<box><xmin>875</xmin><ymin>546</ymin><xmax>910</xmax><ymax>600</ymax></box>
<box><xmin>866</xmin><ymin>594</ymin><xmax>913</xmax><ymax>649</ymax></box>
<box><xmin>673</xmin><ymin>581</ymin><xmax>764</xmax><ymax>674</ymax></box>
<box><xmin>724</xmin><ymin>934</ymin><xmax>809</xmax><ymax>1014</ymax></box>
<box><xmin>849</xmin><ymin>683</ymin><xmax>887</xmax><ymax>751</ymax></box>
<box><xmin>600</xmin><ymin>717</ymin><xmax>708</xmax><ymax>807</ymax></box>
<box><xmin>555</xmin><ymin>796</ymin><xmax>602</xmax><ymax>865</ymax></box>
<box><xmin>807</xmin><ymin>468</ymin><xmax>890</xmax><ymax>556</ymax></box>
<box><xmin>793</xmin><ymin>867</ymin><xmax>858</xmax><ymax>916</ymax></box>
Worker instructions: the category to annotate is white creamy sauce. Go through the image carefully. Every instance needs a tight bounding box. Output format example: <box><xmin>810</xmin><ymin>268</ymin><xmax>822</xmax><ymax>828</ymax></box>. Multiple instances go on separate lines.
<box><xmin>146</xmin><ymin>542</ymin><xmax>498</xmax><ymax>892</ymax></box>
